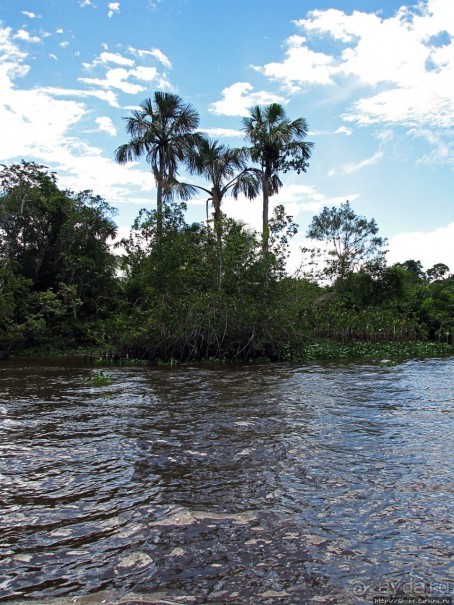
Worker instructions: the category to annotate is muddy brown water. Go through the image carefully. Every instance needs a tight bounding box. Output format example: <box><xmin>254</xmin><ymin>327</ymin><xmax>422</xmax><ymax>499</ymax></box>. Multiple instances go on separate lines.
<box><xmin>0</xmin><ymin>357</ymin><xmax>453</xmax><ymax>604</ymax></box>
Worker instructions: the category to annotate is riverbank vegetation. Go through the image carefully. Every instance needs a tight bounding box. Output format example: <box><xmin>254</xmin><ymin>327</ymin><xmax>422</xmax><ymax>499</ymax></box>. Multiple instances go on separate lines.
<box><xmin>1</xmin><ymin>94</ymin><xmax>453</xmax><ymax>363</ymax></box>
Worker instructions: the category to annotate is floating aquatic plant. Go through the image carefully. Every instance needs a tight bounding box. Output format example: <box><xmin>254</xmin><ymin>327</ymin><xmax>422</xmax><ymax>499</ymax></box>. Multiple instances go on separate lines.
<box><xmin>83</xmin><ymin>370</ymin><xmax>114</xmax><ymax>387</ymax></box>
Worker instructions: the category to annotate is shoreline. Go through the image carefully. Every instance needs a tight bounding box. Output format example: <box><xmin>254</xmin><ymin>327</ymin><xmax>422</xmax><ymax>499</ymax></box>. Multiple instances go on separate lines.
<box><xmin>2</xmin><ymin>341</ymin><xmax>453</xmax><ymax>366</ymax></box>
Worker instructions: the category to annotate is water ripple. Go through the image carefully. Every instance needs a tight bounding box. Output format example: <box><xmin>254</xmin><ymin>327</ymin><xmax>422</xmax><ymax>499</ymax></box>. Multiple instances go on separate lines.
<box><xmin>0</xmin><ymin>357</ymin><xmax>453</xmax><ymax>604</ymax></box>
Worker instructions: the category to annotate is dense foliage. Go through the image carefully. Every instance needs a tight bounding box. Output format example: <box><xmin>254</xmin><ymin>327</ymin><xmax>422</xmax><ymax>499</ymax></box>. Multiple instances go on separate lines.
<box><xmin>1</xmin><ymin>97</ymin><xmax>452</xmax><ymax>362</ymax></box>
<box><xmin>0</xmin><ymin>161</ymin><xmax>119</xmax><ymax>355</ymax></box>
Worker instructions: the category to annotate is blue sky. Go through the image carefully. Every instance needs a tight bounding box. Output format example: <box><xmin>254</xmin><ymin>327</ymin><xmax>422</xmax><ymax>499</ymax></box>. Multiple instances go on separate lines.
<box><xmin>1</xmin><ymin>0</ymin><xmax>453</xmax><ymax>271</ymax></box>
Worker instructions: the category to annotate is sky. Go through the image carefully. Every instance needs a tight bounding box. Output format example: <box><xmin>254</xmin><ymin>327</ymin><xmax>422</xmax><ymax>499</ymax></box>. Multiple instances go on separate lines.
<box><xmin>0</xmin><ymin>0</ymin><xmax>453</xmax><ymax>272</ymax></box>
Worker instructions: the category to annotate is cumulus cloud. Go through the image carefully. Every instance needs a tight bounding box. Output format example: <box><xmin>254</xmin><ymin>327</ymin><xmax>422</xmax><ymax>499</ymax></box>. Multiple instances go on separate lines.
<box><xmin>272</xmin><ymin>184</ymin><xmax>359</xmax><ymax>214</ymax></box>
<box><xmin>0</xmin><ymin>24</ymin><xmax>154</xmax><ymax>209</ymax></box>
<box><xmin>95</xmin><ymin>116</ymin><xmax>117</xmax><ymax>136</ymax></box>
<box><xmin>335</xmin><ymin>126</ymin><xmax>352</xmax><ymax>136</ymax></box>
<box><xmin>388</xmin><ymin>223</ymin><xmax>454</xmax><ymax>270</ymax></box>
<box><xmin>0</xmin><ymin>86</ymin><xmax>86</xmax><ymax>161</ymax></box>
<box><xmin>79</xmin><ymin>48</ymin><xmax>170</xmax><ymax>95</ymax></box>
<box><xmin>256</xmin><ymin>1</ymin><xmax>454</xmax><ymax>132</ymax></box>
<box><xmin>220</xmin><ymin>183</ymin><xmax>359</xmax><ymax>236</ymax></box>
<box><xmin>13</xmin><ymin>29</ymin><xmax>41</xmax><ymax>44</ymax></box>
<box><xmin>80</xmin><ymin>67</ymin><xmax>151</xmax><ymax>94</ymax></box>
<box><xmin>254</xmin><ymin>34</ymin><xmax>335</xmax><ymax>91</ymax></box>
<box><xmin>107</xmin><ymin>2</ymin><xmax>120</xmax><ymax>18</ymax></box>
<box><xmin>209</xmin><ymin>82</ymin><xmax>286</xmax><ymax>117</ymax></box>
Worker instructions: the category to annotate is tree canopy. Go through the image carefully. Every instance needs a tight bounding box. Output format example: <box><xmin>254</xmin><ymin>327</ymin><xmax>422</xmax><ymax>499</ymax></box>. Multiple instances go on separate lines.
<box><xmin>1</xmin><ymin>94</ymin><xmax>452</xmax><ymax>361</ymax></box>
<box><xmin>115</xmin><ymin>92</ymin><xmax>202</xmax><ymax>238</ymax></box>
<box><xmin>242</xmin><ymin>103</ymin><xmax>313</xmax><ymax>255</ymax></box>
<box><xmin>306</xmin><ymin>201</ymin><xmax>388</xmax><ymax>283</ymax></box>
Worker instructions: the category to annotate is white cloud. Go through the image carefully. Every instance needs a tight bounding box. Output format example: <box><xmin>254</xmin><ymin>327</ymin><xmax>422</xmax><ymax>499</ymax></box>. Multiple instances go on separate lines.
<box><xmin>130</xmin><ymin>66</ymin><xmax>158</xmax><ymax>81</ymax></box>
<box><xmin>0</xmin><ymin>86</ymin><xmax>86</xmax><ymax>161</ymax></box>
<box><xmin>200</xmin><ymin>128</ymin><xmax>243</xmax><ymax>139</ymax></box>
<box><xmin>41</xmin><ymin>86</ymin><xmax>120</xmax><ymax>108</ymax></box>
<box><xmin>343</xmin><ymin>85</ymin><xmax>454</xmax><ymax>129</ymax></box>
<box><xmin>254</xmin><ymin>34</ymin><xmax>335</xmax><ymax>90</ymax></box>
<box><xmin>49</xmin><ymin>53</ymin><xmax>58</xmax><ymax>61</ymax></box>
<box><xmin>410</xmin><ymin>128</ymin><xmax>454</xmax><ymax>168</ymax></box>
<box><xmin>21</xmin><ymin>11</ymin><xmax>39</xmax><ymax>19</ymax></box>
<box><xmin>310</xmin><ymin>126</ymin><xmax>352</xmax><ymax>137</ymax></box>
<box><xmin>79</xmin><ymin>67</ymin><xmax>147</xmax><ymax>94</ymax></box>
<box><xmin>272</xmin><ymin>183</ymin><xmax>359</xmax><ymax>214</ymax></box>
<box><xmin>334</xmin><ymin>126</ymin><xmax>352</xmax><ymax>136</ymax></box>
<box><xmin>210</xmin><ymin>82</ymin><xmax>286</xmax><ymax>117</ymax></box>
<box><xmin>92</xmin><ymin>51</ymin><xmax>134</xmax><ymax>67</ymax></box>
<box><xmin>221</xmin><ymin>183</ymin><xmax>359</xmax><ymax>235</ymax></box>
<box><xmin>13</xmin><ymin>29</ymin><xmax>41</xmax><ymax>44</ymax></box>
<box><xmin>0</xmin><ymin>25</ymin><xmax>27</xmax><ymax>63</ymax></box>
<box><xmin>256</xmin><ymin>1</ymin><xmax>454</xmax><ymax>133</ymax></box>
<box><xmin>80</xmin><ymin>49</ymin><xmax>168</xmax><ymax>95</ymax></box>
<box><xmin>328</xmin><ymin>150</ymin><xmax>383</xmax><ymax>176</ymax></box>
<box><xmin>95</xmin><ymin>116</ymin><xmax>117</xmax><ymax>136</ymax></box>
<box><xmin>107</xmin><ymin>2</ymin><xmax>120</xmax><ymax>18</ymax></box>
<box><xmin>150</xmin><ymin>48</ymin><xmax>171</xmax><ymax>69</ymax></box>
<box><xmin>129</xmin><ymin>48</ymin><xmax>172</xmax><ymax>70</ymax></box>
<box><xmin>0</xmin><ymin>25</ymin><xmax>154</xmax><ymax>210</ymax></box>
<box><xmin>154</xmin><ymin>73</ymin><xmax>172</xmax><ymax>90</ymax></box>
<box><xmin>388</xmin><ymin>223</ymin><xmax>454</xmax><ymax>270</ymax></box>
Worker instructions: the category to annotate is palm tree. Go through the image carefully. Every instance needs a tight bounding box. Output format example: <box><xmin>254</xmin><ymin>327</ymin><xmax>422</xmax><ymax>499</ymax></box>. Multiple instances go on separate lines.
<box><xmin>242</xmin><ymin>103</ymin><xmax>314</xmax><ymax>256</ymax></box>
<box><xmin>115</xmin><ymin>92</ymin><xmax>201</xmax><ymax>238</ymax></box>
<box><xmin>183</xmin><ymin>137</ymin><xmax>259</xmax><ymax>241</ymax></box>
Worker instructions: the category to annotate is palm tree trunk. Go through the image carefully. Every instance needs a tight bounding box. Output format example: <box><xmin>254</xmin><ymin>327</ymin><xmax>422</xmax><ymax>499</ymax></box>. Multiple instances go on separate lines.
<box><xmin>156</xmin><ymin>160</ymin><xmax>164</xmax><ymax>240</ymax></box>
<box><xmin>262</xmin><ymin>173</ymin><xmax>269</xmax><ymax>257</ymax></box>
<box><xmin>212</xmin><ymin>192</ymin><xmax>223</xmax><ymax>289</ymax></box>
<box><xmin>212</xmin><ymin>192</ymin><xmax>222</xmax><ymax>243</ymax></box>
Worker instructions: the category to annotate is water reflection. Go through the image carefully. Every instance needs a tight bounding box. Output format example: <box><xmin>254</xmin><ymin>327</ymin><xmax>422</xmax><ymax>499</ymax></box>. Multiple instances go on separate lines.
<box><xmin>0</xmin><ymin>358</ymin><xmax>453</xmax><ymax>603</ymax></box>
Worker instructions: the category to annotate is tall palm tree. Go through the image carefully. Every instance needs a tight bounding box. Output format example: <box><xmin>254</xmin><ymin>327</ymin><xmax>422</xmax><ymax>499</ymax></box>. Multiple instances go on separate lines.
<box><xmin>174</xmin><ymin>137</ymin><xmax>259</xmax><ymax>289</ymax></box>
<box><xmin>183</xmin><ymin>137</ymin><xmax>259</xmax><ymax>241</ymax></box>
<box><xmin>115</xmin><ymin>92</ymin><xmax>201</xmax><ymax>238</ymax></box>
<box><xmin>242</xmin><ymin>103</ymin><xmax>314</xmax><ymax>256</ymax></box>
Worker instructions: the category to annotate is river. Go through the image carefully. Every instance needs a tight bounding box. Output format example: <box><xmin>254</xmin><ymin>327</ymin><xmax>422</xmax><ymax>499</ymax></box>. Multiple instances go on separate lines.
<box><xmin>0</xmin><ymin>357</ymin><xmax>453</xmax><ymax>604</ymax></box>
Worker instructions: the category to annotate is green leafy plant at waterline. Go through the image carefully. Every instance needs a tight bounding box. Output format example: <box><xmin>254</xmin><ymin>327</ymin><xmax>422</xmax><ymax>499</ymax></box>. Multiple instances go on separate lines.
<box><xmin>83</xmin><ymin>370</ymin><xmax>114</xmax><ymax>387</ymax></box>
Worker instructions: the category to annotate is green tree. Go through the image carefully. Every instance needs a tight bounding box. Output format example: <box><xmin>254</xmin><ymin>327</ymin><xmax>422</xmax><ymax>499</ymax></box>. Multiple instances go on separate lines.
<box><xmin>115</xmin><ymin>92</ymin><xmax>201</xmax><ymax>238</ymax></box>
<box><xmin>394</xmin><ymin>259</ymin><xmax>425</xmax><ymax>280</ymax></box>
<box><xmin>183</xmin><ymin>137</ymin><xmax>259</xmax><ymax>240</ymax></box>
<box><xmin>306</xmin><ymin>201</ymin><xmax>387</xmax><ymax>283</ymax></box>
<box><xmin>426</xmin><ymin>263</ymin><xmax>450</xmax><ymax>282</ymax></box>
<box><xmin>242</xmin><ymin>103</ymin><xmax>313</xmax><ymax>255</ymax></box>
<box><xmin>0</xmin><ymin>161</ymin><xmax>67</xmax><ymax>287</ymax></box>
<box><xmin>0</xmin><ymin>162</ymin><xmax>119</xmax><ymax>350</ymax></box>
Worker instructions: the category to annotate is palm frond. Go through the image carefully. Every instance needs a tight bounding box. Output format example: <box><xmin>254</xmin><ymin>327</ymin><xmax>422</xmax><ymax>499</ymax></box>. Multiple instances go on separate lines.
<box><xmin>162</xmin><ymin>177</ymin><xmax>199</xmax><ymax>202</ymax></box>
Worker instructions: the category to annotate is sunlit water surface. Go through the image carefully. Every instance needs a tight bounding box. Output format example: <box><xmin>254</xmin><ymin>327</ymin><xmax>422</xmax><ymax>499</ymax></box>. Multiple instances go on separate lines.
<box><xmin>0</xmin><ymin>357</ymin><xmax>453</xmax><ymax>604</ymax></box>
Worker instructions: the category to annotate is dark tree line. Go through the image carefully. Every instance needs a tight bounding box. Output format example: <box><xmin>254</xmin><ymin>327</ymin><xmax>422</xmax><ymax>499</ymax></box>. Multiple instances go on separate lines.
<box><xmin>1</xmin><ymin>93</ymin><xmax>452</xmax><ymax>361</ymax></box>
